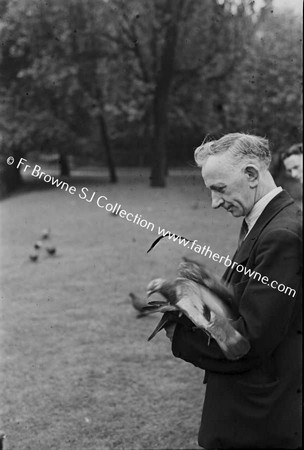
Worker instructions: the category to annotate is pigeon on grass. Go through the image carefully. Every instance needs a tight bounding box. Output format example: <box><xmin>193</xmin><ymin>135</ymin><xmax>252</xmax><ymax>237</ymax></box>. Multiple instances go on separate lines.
<box><xmin>34</xmin><ymin>241</ymin><xmax>43</xmax><ymax>250</ymax></box>
<box><xmin>46</xmin><ymin>246</ymin><xmax>56</xmax><ymax>255</ymax></box>
<box><xmin>29</xmin><ymin>252</ymin><xmax>39</xmax><ymax>262</ymax></box>
<box><xmin>41</xmin><ymin>228</ymin><xmax>50</xmax><ymax>240</ymax></box>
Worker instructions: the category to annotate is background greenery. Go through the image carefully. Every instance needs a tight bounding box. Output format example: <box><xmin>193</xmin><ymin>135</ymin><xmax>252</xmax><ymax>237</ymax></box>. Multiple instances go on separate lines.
<box><xmin>0</xmin><ymin>0</ymin><xmax>302</xmax><ymax>192</ymax></box>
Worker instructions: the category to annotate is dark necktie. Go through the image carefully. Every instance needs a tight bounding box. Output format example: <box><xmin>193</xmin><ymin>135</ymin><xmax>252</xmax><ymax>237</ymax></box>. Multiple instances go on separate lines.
<box><xmin>238</xmin><ymin>218</ymin><xmax>248</xmax><ymax>249</ymax></box>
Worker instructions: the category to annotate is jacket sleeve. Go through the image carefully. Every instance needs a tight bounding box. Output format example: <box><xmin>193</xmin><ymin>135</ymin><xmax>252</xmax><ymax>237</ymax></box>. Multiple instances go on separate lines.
<box><xmin>171</xmin><ymin>228</ymin><xmax>302</xmax><ymax>374</ymax></box>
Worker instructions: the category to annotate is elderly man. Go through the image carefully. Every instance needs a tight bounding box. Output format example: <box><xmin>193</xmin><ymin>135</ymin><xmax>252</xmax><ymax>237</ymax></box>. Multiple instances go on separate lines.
<box><xmin>281</xmin><ymin>143</ymin><xmax>303</xmax><ymax>185</ymax></box>
<box><xmin>165</xmin><ymin>133</ymin><xmax>302</xmax><ymax>449</ymax></box>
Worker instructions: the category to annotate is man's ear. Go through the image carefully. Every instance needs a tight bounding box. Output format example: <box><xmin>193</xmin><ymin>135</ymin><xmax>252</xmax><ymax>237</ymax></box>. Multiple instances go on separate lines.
<box><xmin>244</xmin><ymin>164</ymin><xmax>259</xmax><ymax>187</ymax></box>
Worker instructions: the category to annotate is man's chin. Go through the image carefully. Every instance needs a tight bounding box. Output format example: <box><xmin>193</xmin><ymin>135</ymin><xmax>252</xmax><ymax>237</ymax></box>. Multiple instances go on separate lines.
<box><xmin>228</xmin><ymin>208</ymin><xmax>242</xmax><ymax>217</ymax></box>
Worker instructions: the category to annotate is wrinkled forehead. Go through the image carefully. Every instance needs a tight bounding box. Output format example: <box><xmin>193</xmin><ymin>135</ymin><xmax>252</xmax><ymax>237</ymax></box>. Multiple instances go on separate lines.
<box><xmin>201</xmin><ymin>153</ymin><xmax>240</xmax><ymax>187</ymax></box>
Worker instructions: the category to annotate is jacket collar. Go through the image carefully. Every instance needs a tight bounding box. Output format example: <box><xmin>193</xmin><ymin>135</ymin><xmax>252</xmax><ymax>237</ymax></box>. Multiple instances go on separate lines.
<box><xmin>223</xmin><ymin>190</ymin><xmax>294</xmax><ymax>283</ymax></box>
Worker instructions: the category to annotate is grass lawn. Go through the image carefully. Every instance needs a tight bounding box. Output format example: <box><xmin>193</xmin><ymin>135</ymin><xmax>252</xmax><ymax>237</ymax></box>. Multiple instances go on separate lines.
<box><xmin>0</xmin><ymin>166</ymin><xmax>300</xmax><ymax>450</ymax></box>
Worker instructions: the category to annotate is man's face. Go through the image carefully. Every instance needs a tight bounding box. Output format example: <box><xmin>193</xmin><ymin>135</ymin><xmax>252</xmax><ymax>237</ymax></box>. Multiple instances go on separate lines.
<box><xmin>202</xmin><ymin>153</ymin><xmax>256</xmax><ymax>217</ymax></box>
<box><xmin>283</xmin><ymin>154</ymin><xmax>303</xmax><ymax>184</ymax></box>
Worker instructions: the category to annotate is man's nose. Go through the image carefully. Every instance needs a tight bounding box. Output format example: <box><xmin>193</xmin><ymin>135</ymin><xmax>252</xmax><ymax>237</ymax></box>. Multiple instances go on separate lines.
<box><xmin>211</xmin><ymin>192</ymin><xmax>224</xmax><ymax>209</ymax></box>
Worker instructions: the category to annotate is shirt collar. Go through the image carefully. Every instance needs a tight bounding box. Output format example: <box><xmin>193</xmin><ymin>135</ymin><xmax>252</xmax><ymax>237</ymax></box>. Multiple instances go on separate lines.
<box><xmin>245</xmin><ymin>186</ymin><xmax>283</xmax><ymax>235</ymax></box>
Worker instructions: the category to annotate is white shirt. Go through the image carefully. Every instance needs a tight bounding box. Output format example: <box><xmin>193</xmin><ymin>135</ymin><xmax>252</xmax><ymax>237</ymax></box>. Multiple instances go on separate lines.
<box><xmin>244</xmin><ymin>186</ymin><xmax>283</xmax><ymax>237</ymax></box>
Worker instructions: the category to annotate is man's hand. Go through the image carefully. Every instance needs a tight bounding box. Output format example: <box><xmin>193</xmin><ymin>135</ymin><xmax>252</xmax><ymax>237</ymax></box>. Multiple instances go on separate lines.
<box><xmin>164</xmin><ymin>322</ymin><xmax>177</xmax><ymax>341</ymax></box>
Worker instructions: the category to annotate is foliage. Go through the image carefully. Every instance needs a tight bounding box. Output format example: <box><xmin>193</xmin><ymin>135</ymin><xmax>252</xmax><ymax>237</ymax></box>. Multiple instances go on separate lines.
<box><xmin>223</xmin><ymin>10</ymin><xmax>302</xmax><ymax>149</ymax></box>
<box><xmin>0</xmin><ymin>0</ymin><xmax>302</xmax><ymax>188</ymax></box>
<box><xmin>1</xmin><ymin>0</ymin><xmax>99</xmax><ymax>153</ymax></box>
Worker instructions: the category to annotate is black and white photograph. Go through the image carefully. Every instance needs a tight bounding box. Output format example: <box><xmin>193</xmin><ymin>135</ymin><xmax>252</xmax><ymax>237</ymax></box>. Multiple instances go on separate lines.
<box><xmin>0</xmin><ymin>0</ymin><xmax>302</xmax><ymax>449</ymax></box>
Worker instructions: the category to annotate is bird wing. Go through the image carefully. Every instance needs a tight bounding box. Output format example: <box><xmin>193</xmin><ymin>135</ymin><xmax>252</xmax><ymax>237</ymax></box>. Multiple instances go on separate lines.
<box><xmin>196</xmin><ymin>283</ymin><xmax>234</xmax><ymax>319</ymax></box>
<box><xmin>175</xmin><ymin>278</ymin><xmax>250</xmax><ymax>360</ymax></box>
<box><xmin>175</xmin><ymin>278</ymin><xmax>210</xmax><ymax>328</ymax></box>
<box><xmin>142</xmin><ymin>304</ymin><xmax>177</xmax><ymax>315</ymax></box>
<box><xmin>178</xmin><ymin>258</ymin><xmax>237</xmax><ymax>318</ymax></box>
<box><xmin>146</xmin><ymin>278</ymin><xmax>168</xmax><ymax>296</ymax></box>
<box><xmin>205</xmin><ymin>313</ymin><xmax>250</xmax><ymax>360</ymax></box>
<box><xmin>147</xmin><ymin>312</ymin><xmax>173</xmax><ymax>341</ymax></box>
<box><xmin>147</xmin><ymin>299</ymin><xmax>168</xmax><ymax>306</ymax></box>
<box><xmin>146</xmin><ymin>278</ymin><xmax>178</xmax><ymax>305</ymax></box>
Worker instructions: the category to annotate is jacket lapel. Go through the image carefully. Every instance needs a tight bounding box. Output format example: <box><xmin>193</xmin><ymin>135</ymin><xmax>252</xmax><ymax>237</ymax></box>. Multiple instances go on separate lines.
<box><xmin>223</xmin><ymin>190</ymin><xmax>294</xmax><ymax>284</ymax></box>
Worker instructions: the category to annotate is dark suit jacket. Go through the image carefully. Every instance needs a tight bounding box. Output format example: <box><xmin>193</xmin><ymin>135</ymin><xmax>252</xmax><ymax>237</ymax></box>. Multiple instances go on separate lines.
<box><xmin>172</xmin><ymin>190</ymin><xmax>302</xmax><ymax>449</ymax></box>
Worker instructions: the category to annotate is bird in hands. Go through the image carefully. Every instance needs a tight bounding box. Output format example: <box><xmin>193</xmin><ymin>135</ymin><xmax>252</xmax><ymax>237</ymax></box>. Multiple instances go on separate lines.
<box><xmin>174</xmin><ymin>278</ymin><xmax>250</xmax><ymax>360</ymax></box>
<box><xmin>144</xmin><ymin>278</ymin><xmax>182</xmax><ymax>341</ymax></box>
<box><xmin>146</xmin><ymin>260</ymin><xmax>250</xmax><ymax>361</ymax></box>
<box><xmin>178</xmin><ymin>257</ymin><xmax>236</xmax><ymax>314</ymax></box>
<box><xmin>145</xmin><ymin>277</ymin><xmax>210</xmax><ymax>342</ymax></box>
<box><xmin>146</xmin><ymin>278</ymin><xmax>179</xmax><ymax>306</ymax></box>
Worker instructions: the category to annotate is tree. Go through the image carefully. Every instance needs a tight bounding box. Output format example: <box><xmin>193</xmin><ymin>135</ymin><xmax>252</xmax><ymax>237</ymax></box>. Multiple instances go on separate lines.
<box><xmin>0</xmin><ymin>0</ymin><xmax>118</xmax><ymax>187</ymax></box>
<box><xmin>104</xmin><ymin>0</ymin><xmax>269</xmax><ymax>186</ymax></box>
<box><xmin>221</xmin><ymin>7</ymin><xmax>302</xmax><ymax>153</ymax></box>
<box><xmin>0</xmin><ymin>0</ymin><xmax>301</xmax><ymax>196</ymax></box>
<box><xmin>149</xmin><ymin>0</ymin><xmax>184</xmax><ymax>186</ymax></box>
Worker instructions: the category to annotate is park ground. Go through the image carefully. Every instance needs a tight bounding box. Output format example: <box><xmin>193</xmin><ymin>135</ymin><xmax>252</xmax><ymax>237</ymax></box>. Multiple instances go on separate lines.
<box><xmin>0</xmin><ymin>166</ymin><xmax>301</xmax><ymax>450</ymax></box>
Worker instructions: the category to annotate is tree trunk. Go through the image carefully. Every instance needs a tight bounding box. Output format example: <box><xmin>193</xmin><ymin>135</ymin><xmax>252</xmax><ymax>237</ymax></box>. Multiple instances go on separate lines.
<box><xmin>59</xmin><ymin>153</ymin><xmax>70</xmax><ymax>177</ymax></box>
<box><xmin>150</xmin><ymin>0</ymin><xmax>182</xmax><ymax>187</ymax></box>
<box><xmin>150</xmin><ymin>99</ymin><xmax>168</xmax><ymax>187</ymax></box>
<box><xmin>138</xmin><ymin>110</ymin><xmax>152</xmax><ymax>167</ymax></box>
<box><xmin>98</xmin><ymin>114</ymin><xmax>118</xmax><ymax>183</ymax></box>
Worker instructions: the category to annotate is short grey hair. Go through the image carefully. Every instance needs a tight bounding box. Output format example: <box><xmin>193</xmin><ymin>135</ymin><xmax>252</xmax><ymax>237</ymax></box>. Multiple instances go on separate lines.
<box><xmin>194</xmin><ymin>133</ymin><xmax>272</xmax><ymax>169</ymax></box>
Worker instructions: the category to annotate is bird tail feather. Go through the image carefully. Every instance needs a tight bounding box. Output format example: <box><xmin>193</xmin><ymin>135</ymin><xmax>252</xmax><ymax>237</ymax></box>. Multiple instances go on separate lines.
<box><xmin>147</xmin><ymin>313</ymin><xmax>171</xmax><ymax>341</ymax></box>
